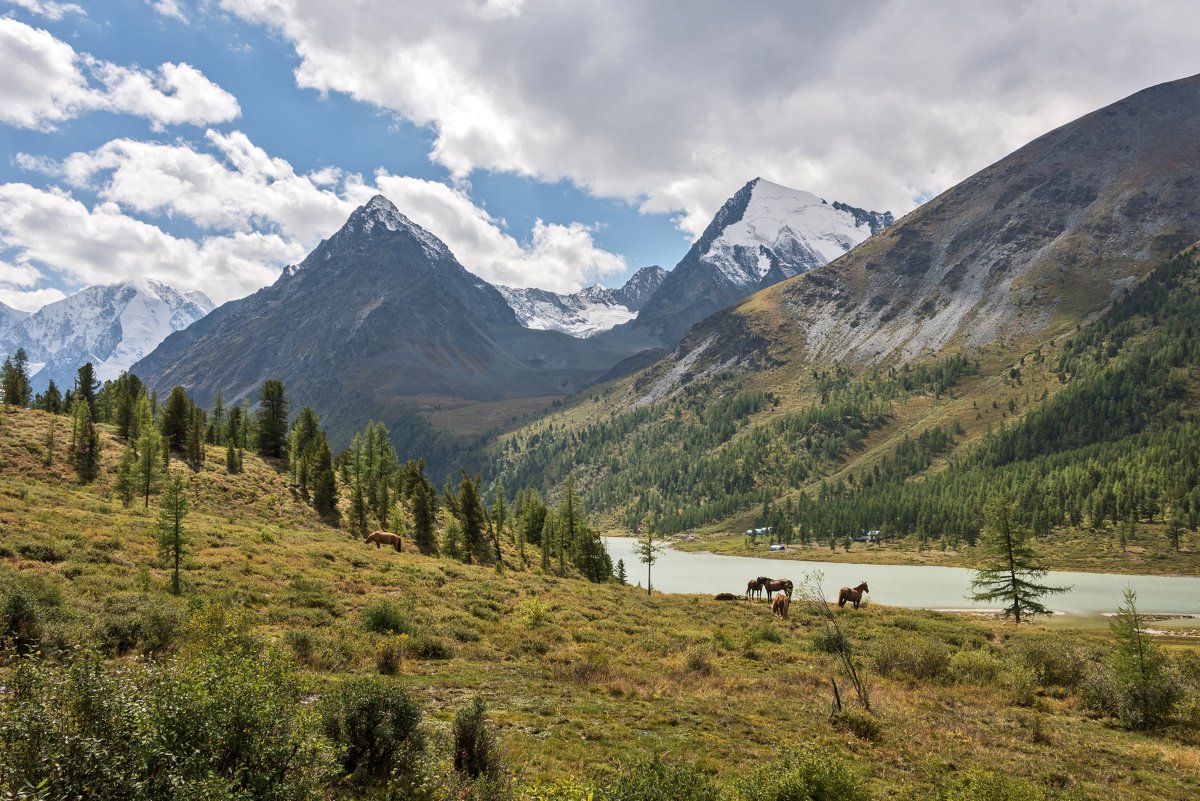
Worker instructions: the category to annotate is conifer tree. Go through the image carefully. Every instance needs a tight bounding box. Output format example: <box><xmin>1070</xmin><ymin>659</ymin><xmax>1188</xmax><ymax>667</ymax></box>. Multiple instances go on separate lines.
<box><xmin>455</xmin><ymin>471</ymin><xmax>487</xmax><ymax>564</ymax></box>
<box><xmin>1</xmin><ymin>348</ymin><xmax>32</xmax><ymax>407</ymax></box>
<box><xmin>185</xmin><ymin>406</ymin><xmax>205</xmax><ymax>471</ymax></box>
<box><xmin>113</xmin><ymin>373</ymin><xmax>143</xmax><ymax>438</ymax></box>
<box><xmin>68</xmin><ymin>400</ymin><xmax>101</xmax><ymax>482</ymax></box>
<box><xmin>634</xmin><ymin>523</ymin><xmax>665</xmax><ymax>596</ymax></box>
<box><xmin>411</xmin><ymin>479</ymin><xmax>437</xmax><ymax>554</ymax></box>
<box><xmin>1106</xmin><ymin>587</ymin><xmax>1181</xmax><ymax>728</ymax></box>
<box><xmin>157</xmin><ymin>474</ymin><xmax>188</xmax><ymax>594</ymax></box>
<box><xmin>226</xmin><ymin>404</ymin><xmax>242</xmax><ymax>447</ymax></box>
<box><xmin>115</xmin><ymin>443</ymin><xmax>137</xmax><ymax>506</ymax></box>
<box><xmin>138</xmin><ymin>426</ymin><xmax>164</xmax><ymax>508</ymax></box>
<box><xmin>160</xmin><ymin>386</ymin><xmax>192</xmax><ymax>450</ymax></box>
<box><xmin>615</xmin><ymin>558</ymin><xmax>628</xmax><ymax>585</ymax></box>
<box><xmin>34</xmin><ymin>379</ymin><xmax>62</xmax><ymax>414</ymax></box>
<box><xmin>311</xmin><ymin>436</ymin><xmax>338</xmax><ymax>521</ymax></box>
<box><xmin>74</xmin><ymin>362</ymin><xmax>98</xmax><ymax>419</ymax></box>
<box><xmin>288</xmin><ymin>406</ymin><xmax>322</xmax><ymax>497</ymax></box>
<box><xmin>208</xmin><ymin>388</ymin><xmax>226</xmax><ymax>445</ymax></box>
<box><xmin>256</xmin><ymin>379</ymin><xmax>289</xmax><ymax>459</ymax></box>
<box><xmin>540</xmin><ymin>515</ymin><xmax>554</xmax><ymax>571</ymax></box>
<box><xmin>225</xmin><ymin>437</ymin><xmax>242</xmax><ymax>474</ymax></box>
<box><xmin>970</xmin><ymin>496</ymin><xmax>1068</xmax><ymax>623</ymax></box>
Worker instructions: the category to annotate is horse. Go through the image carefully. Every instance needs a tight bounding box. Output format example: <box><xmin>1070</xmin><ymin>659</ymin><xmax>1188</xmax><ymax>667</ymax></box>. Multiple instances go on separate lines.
<box><xmin>772</xmin><ymin>592</ymin><xmax>791</xmax><ymax>619</ymax></box>
<box><xmin>761</xmin><ymin>577</ymin><xmax>794</xmax><ymax>599</ymax></box>
<box><xmin>365</xmin><ymin>530</ymin><xmax>403</xmax><ymax>552</ymax></box>
<box><xmin>746</xmin><ymin>577</ymin><xmax>764</xmax><ymax>602</ymax></box>
<box><xmin>714</xmin><ymin>592</ymin><xmax>740</xmax><ymax>601</ymax></box>
<box><xmin>838</xmin><ymin>581</ymin><xmax>869</xmax><ymax>609</ymax></box>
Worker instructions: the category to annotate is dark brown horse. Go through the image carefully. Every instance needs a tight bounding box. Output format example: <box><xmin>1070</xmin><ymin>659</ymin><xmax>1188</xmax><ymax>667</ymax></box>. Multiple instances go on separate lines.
<box><xmin>746</xmin><ymin>577</ymin><xmax>764</xmax><ymax>602</ymax></box>
<box><xmin>838</xmin><ymin>581</ymin><xmax>869</xmax><ymax>609</ymax></box>
<box><xmin>772</xmin><ymin>592</ymin><xmax>791</xmax><ymax>619</ymax></box>
<box><xmin>365</xmin><ymin>530</ymin><xmax>402</xmax><ymax>552</ymax></box>
<box><xmin>714</xmin><ymin>592</ymin><xmax>740</xmax><ymax>601</ymax></box>
<box><xmin>761</xmin><ymin>577</ymin><xmax>794</xmax><ymax>599</ymax></box>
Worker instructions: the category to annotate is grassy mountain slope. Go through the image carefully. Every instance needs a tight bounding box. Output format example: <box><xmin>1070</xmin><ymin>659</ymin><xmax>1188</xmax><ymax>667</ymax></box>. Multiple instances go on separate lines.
<box><xmin>2</xmin><ymin>406</ymin><xmax>1199</xmax><ymax>799</ymax></box>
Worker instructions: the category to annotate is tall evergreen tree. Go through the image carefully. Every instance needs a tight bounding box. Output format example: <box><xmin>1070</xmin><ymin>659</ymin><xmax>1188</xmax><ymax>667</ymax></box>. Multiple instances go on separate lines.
<box><xmin>1106</xmin><ymin>587</ymin><xmax>1181</xmax><ymax>728</ymax></box>
<box><xmin>113</xmin><ymin>373</ymin><xmax>143</xmax><ymax>438</ymax></box>
<box><xmin>114</xmin><ymin>443</ymin><xmax>138</xmax><ymax>506</ymax></box>
<box><xmin>74</xmin><ymin>362</ymin><xmax>98</xmax><ymax>419</ymax></box>
<box><xmin>455</xmin><ymin>472</ymin><xmax>487</xmax><ymax>564</ymax></box>
<box><xmin>256</xmin><ymin>379</ymin><xmax>289</xmax><ymax>459</ymax></box>
<box><xmin>289</xmin><ymin>406</ymin><xmax>322</xmax><ymax>497</ymax></box>
<box><xmin>970</xmin><ymin>496</ymin><xmax>1068</xmax><ymax>623</ymax></box>
<box><xmin>185</xmin><ymin>406</ymin><xmax>205</xmax><ymax>471</ymax></box>
<box><xmin>208</xmin><ymin>388</ymin><xmax>226</xmax><ymax>445</ymax></box>
<box><xmin>410</xmin><ymin>478</ymin><xmax>438</xmax><ymax>555</ymax></box>
<box><xmin>1</xmin><ymin>348</ymin><xmax>32</xmax><ymax>407</ymax></box>
<box><xmin>634</xmin><ymin>523</ymin><xmax>664</xmax><ymax>596</ymax></box>
<box><xmin>34</xmin><ymin>379</ymin><xmax>63</xmax><ymax>414</ymax></box>
<box><xmin>157</xmin><ymin>474</ymin><xmax>189</xmax><ymax>595</ymax></box>
<box><xmin>160</xmin><ymin>386</ymin><xmax>192</xmax><ymax>450</ymax></box>
<box><xmin>67</xmin><ymin>400</ymin><xmax>101</xmax><ymax>482</ymax></box>
<box><xmin>138</xmin><ymin>425</ymin><xmax>164</xmax><ymax>508</ymax></box>
<box><xmin>311</xmin><ymin>435</ymin><xmax>338</xmax><ymax>521</ymax></box>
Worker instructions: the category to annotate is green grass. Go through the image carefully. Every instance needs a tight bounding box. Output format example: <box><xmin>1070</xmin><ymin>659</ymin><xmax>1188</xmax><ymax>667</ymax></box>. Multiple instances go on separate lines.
<box><xmin>2</xmin><ymin>406</ymin><xmax>1199</xmax><ymax>799</ymax></box>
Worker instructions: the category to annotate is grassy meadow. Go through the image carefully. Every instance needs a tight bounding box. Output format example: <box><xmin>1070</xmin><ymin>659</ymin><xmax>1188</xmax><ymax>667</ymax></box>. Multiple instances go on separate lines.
<box><xmin>2</xmin><ymin>405</ymin><xmax>1200</xmax><ymax>800</ymax></box>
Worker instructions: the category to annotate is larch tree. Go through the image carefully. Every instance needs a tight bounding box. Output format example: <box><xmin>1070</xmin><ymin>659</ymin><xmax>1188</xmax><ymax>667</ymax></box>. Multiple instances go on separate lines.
<box><xmin>256</xmin><ymin>379</ymin><xmax>289</xmax><ymax>459</ymax></box>
<box><xmin>970</xmin><ymin>496</ymin><xmax>1068</xmax><ymax>624</ymax></box>
<box><xmin>157</xmin><ymin>474</ymin><xmax>189</xmax><ymax>595</ymax></box>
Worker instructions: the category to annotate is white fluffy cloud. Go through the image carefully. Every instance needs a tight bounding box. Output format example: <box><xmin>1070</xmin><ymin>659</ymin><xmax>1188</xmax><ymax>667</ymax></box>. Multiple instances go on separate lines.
<box><xmin>6</xmin><ymin>129</ymin><xmax>626</xmax><ymax>306</ymax></box>
<box><xmin>218</xmin><ymin>0</ymin><xmax>1200</xmax><ymax>235</ymax></box>
<box><xmin>5</xmin><ymin>0</ymin><xmax>84</xmax><ymax>21</ymax></box>
<box><xmin>0</xmin><ymin>18</ymin><xmax>239</xmax><ymax>131</ymax></box>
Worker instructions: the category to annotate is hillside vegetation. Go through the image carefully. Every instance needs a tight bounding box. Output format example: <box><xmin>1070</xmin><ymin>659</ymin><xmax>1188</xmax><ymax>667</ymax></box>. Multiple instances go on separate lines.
<box><xmin>2</xmin><ymin>406</ymin><xmax>1200</xmax><ymax>800</ymax></box>
<box><xmin>490</xmin><ymin>248</ymin><xmax>1200</xmax><ymax>575</ymax></box>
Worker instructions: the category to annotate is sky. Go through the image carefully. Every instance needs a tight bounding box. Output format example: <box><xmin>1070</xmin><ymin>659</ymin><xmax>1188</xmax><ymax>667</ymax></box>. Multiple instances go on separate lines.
<box><xmin>1</xmin><ymin>0</ymin><xmax>1198</xmax><ymax>312</ymax></box>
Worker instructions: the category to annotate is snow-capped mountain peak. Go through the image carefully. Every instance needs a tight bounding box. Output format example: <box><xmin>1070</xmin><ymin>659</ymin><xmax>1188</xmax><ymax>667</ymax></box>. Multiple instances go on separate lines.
<box><xmin>497</xmin><ymin>266</ymin><xmax>667</xmax><ymax>338</ymax></box>
<box><xmin>0</xmin><ymin>280</ymin><xmax>214</xmax><ymax>390</ymax></box>
<box><xmin>0</xmin><ymin>300</ymin><xmax>30</xmax><ymax>336</ymax></box>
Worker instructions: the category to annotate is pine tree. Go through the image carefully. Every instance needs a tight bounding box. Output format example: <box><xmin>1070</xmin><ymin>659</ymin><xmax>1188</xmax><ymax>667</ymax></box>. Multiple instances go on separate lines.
<box><xmin>208</xmin><ymin>388</ymin><xmax>226</xmax><ymax>445</ymax></box>
<box><xmin>1</xmin><ymin>348</ymin><xmax>32</xmax><ymax>407</ymax></box>
<box><xmin>115</xmin><ymin>443</ymin><xmax>138</xmax><ymax>506</ymax></box>
<box><xmin>160</xmin><ymin>386</ymin><xmax>192</xmax><ymax>450</ymax></box>
<box><xmin>34</xmin><ymin>379</ymin><xmax>63</xmax><ymax>414</ymax></box>
<box><xmin>540</xmin><ymin>515</ymin><xmax>554</xmax><ymax>571</ymax></box>
<box><xmin>1106</xmin><ymin>587</ymin><xmax>1181</xmax><ymax>728</ymax></box>
<box><xmin>311</xmin><ymin>435</ymin><xmax>338</xmax><ymax>521</ymax></box>
<box><xmin>225</xmin><ymin>437</ymin><xmax>242</xmax><ymax>475</ymax></box>
<box><xmin>74</xmin><ymin>362</ymin><xmax>98</xmax><ymax>419</ymax></box>
<box><xmin>42</xmin><ymin>417</ymin><xmax>56</xmax><ymax>466</ymax></box>
<box><xmin>411</xmin><ymin>479</ymin><xmax>438</xmax><ymax>555</ymax></box>
<box><xmin>157</xmin><ymin>474</ymin><xmax>188</xmax><ymax>595</ymax></box>
<box><xmin>634</xmin><ymin>523</ymin><xmax>665</xmax><ymax>596</ymax></box>
<box><xmin>68</xmin><ymin>400</ymin><xmax>101</xmax><ymax>482</ymax></box>
<box><xmin>225</xmin><ymin>404</ymin><xmax>242</xmax><ymax>448</ymax></box>
<box><xmin>615</xmin><ymin>558</ymin><xmax>628</xmax><ymax>584</ymax></box>
<box><xmin>113</xmin><ymin>373</ymin><xmax>143</xmax><ymax>438</ymax></box>
<box><xmin>288</xmin><ymin>407</ymin><xmax>322</xmax><ymax>497</ymax></box>
<box><xmin>256</xmin><ymin>379</ymin><xmax>289</xmax><ymax>459</ymax></box>
<box><xmin>456</xmin><ymin>471</ymin><xmax>487</xmax><ymax>564</ymax></box>
<box><xmin>185</xmin><ymin>406</ymin><xmax>205</xmax><ymax>471</ymax></box>
<box><xmin>137</xmin><ymin>426</ymin><xmax>163</xmax><ymax>508</ymax></box>
<box><xmin>970</xmin><ymin>496</ymin><xmax>1068</xmax><ymax>623</ymax></box>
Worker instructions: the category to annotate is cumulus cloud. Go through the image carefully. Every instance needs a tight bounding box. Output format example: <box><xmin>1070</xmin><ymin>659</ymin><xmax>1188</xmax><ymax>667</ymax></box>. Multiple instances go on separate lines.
<box><xmin>218</xmin><ymin>0</ymin><xmax>1200</xmax><ymax>235</ymax></box>
<box><xmin>6</xmin><ymin>129</ymin><xmax>627</xmax><ymax>307</ymax></box>
<box><xmin>0</xmin><ymin>18</ymin><xmax>238</xmax><ymax>131</ymax></box>
<box><xmin>5</xmin><ymin>0</ymin><xmax>84</xmax><ymax>21</ymax></box>
<box><xmin>149</xmin><ymin>0</ymin><xmax>187</xmax><ymax>22</ymax></box>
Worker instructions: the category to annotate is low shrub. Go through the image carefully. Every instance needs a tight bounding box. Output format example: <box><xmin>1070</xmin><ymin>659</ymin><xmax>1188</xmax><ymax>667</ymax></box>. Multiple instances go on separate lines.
<box><xmin>376</xmin><ymin>634</ymin><xmax>408</xmax><ymax>675</ymax></box>
<box><xmin>360</xmin><ymin>598</ymin><xmax>415</xmax><ymax>636</ymax></box>
<box><xmin>454</xmin><ymin>697</ymin><xmax>502</xmax><ymax>780</ymax></box>
<box><xmin>811</xmin><ymin>627</ymin><xmax>849</xmax><ymax>655</ymax></box>
<box><xmin>873</xmin><ymin>634</ymin><xmax>949</xmax><ymax>681</ymax></box>
<box><xmin>942</xmin><ymin>769</ymin><xmax>1048</xmax><ymax>800</ymax></box>
<box><xmin>15</xmin><ymin>543</ymin><xmax>63</xmax><ymax>563</ymax></box>
<box><xmin>949</xmin><ymin>648</ymin><xmax>1004</xmax><ymax>685</ymax></box>
<box><xmin>604</xmin><ymin>755</ymin><xmax>720</xmax><ymax>801</ymax></box>
<box><xmin>1006</xmin><ymin>631</ymin><xmax>1088</xmax><ymax>689</ymax></box>
<box><xmin>732</xmin><ymin>747</ymin><xmax>869</xmax><ymax>801</ymax></box>
<box><xmin>321</xmin><ymin>676</ymin><xmax>424</xmax><ymax>785</ymax></box>
<box><xmin>683</xmin><ymin>647</ymin><xmax>717</xmax><ymax>677</ymax></box>
<box><xmin>833</xmin><ymin>708</ymin><xmax>882</xmax><ymax>742</ymax></box>
<box><xmin>518</xmin><ymin>597</ymin><xmax>551</xmax><ymax>627</ymax></box>
<box><xmin>1078</xmin><ymin>662</ymin><xmax>1184</xmax><ymax>730</ymax></box>
<box><xmin>407</xmin><ymin>631</ymin><xmax>453</xmax><ymax>660</ymax></box>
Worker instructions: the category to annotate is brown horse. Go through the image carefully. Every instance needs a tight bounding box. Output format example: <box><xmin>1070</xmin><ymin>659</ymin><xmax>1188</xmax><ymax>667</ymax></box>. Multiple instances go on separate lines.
<box><xmin>365</xmin><ymin>530</ymin><xmax>402</xmax><ymax>552</ymax></box>
<box><xmin>772</xmin><ymin>592</ymin><xmax>791</xmax><ymax>619</ymax></box>
<box><xmin>714</xmin><ymin>592</ymin><xmax>740</xmax><ymax>601</ymax></box>
<box><xmin>746</xmin><ymin>577</ymin><xmax>764</xmax><ymax>602</ymax></box>
<box><xmin>761</xmin><ymin>577</ymin><xmax>794</xmax><ymax>599</ymax></box>
<box><xmin>838</xmin><ymin>581</ymin><xmax>869</xmax><ymax>609</ymax></box>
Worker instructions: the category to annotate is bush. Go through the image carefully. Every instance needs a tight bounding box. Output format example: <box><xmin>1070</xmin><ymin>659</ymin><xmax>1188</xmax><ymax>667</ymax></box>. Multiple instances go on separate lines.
<box><xmin>15</xmin><ymin>543</ymin><xmax>63</xmax><ymax>563</ymax></box>
<box><xmin>1079</xmin><ymin>661</ymin><xmax>1183</xmax><ymax>730</ymax></box>
<box><xmin>376</xmin><ymin>634</ymin><xmax>408</xmax><ymax>675</ymax></box>
<box><xmin>93</xmin><ymin>595</ymin><xmax>184</xmax><ymax>657</ymax></box>
<box><xmin>811</xmin><ymin>627</ymin><xmax>849</xmax><ymax>655</ymax></box>
<box><xmin>603</xmin><ymin>755</ymin><xmax>720</xmax><ymax>801</ymax></box>
<box><xmin>454</xmin><ymin>697</ymin><xmax>502</xmax><ymax>780</ymax></box>
<box><xmin>407</xmin><ymin>631</ymin><xmax>453</xmax><ymax>660</ymax></box>
<box><xmin>320</xmin><ymin>676</ymin><xmax>424</xmax><ymax>784</ymax></box>
<box><xmin>360</xmin><ymin>598</ymin><xmax>415</xmax><ymax>636</ymax></box>
<box><xmin>873</xmin><ymin>633</ymin><xmax>950</xmax><ymax>681</ymax></box>
<box><xmin>0</xmin><ymin>586</ymin><xmax>41</xmax><ymax>654</ymax></box>
<box><xmin>1006</xmin><ymin>631</ymin><xmax>1088</xmax><ymax>689</ymax></box>
<box><xmin>684</xmin><ymin>647</ymin><xmax>717</xmax><ymax>677</ymax></box>
<box><xmin>732</xmin><ymin>747</ymin><xmax>869</xmax><ymax>801</ymax></box>
<box><xmin>518</xmin><ymin>597</ymin><xmax>551</xmax><ymax>627</ymax></box>
<box><xmin>949</xmin><ymin>648</ymin><xmax>1004</xmax><ymax>685</ymax></box>
<box><xmin>0</xmin><ymin>635</ymin><xmax>333</xmax><ymax>800</ymax></box>
<box><xmin>744</xmin><ymin>624</ymin><xmax>783</xmax><ymax>647</ymax></box>
<box><xmin>832</xmin><ymin>708</ymin><xmax>882</xmax><ymax>742</ymax></box>
<box><xmin>942</xmin><ymin>769</ymin><xmax>1048</xmax><ymax>801</ymax></box>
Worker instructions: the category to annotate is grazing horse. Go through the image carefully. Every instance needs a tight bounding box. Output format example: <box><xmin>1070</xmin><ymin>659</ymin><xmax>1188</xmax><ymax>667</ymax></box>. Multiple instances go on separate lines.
<box><xmin>761</xmin><ymin>578</ymin><xmax>794</xmax><ymax>599</ymax></box>
<box><xmin>365</xmin><ymin>530</ymin><xmax>403</xmax><ymax>552</ymax></box>
<box><xmin>838</xmin><ymin>581</ymin><xmax>869</xmax><ymax>609</ymax></box>
<box><xmin>746</xmin><ymin>577</ymin><xmax>764</xmax><ymax>602</ymax></box>
<box><xmin>772</xmin><ymin>592</ymin><xmax>791</xmax><ymax>619</ymax></box>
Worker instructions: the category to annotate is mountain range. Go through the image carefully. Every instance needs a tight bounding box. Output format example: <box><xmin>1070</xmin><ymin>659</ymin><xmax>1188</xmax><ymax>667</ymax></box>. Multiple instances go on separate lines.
<box><xmin>496</xmin><ymin>265</ymin><xmax>665</xmax><ymax>338</ymax></box>
<box><xmin>0</xmin><ymin>280</ymin><xmax>213</xmax><ymax>393</ymax></box>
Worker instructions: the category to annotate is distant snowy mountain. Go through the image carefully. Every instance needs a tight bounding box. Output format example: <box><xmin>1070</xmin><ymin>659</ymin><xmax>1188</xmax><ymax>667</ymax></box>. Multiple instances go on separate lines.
<box><xmin>614</xmin><ymin>178</ymin><xmax>893</xmax><ymax>349</ymax></box>
<box><xmin>497</xmin><ymin>266</ymin><xmax>665</xmax><ymax>338</ymax></box>
<box><xmin>0</xmin><ymin>279</ymin><xmax>214</xmax><ymax>391</ymax></box>
<box><xmin>0</xmin><ymin>300</ymin><xmax>29</xmax><ymax>336</ymax></box>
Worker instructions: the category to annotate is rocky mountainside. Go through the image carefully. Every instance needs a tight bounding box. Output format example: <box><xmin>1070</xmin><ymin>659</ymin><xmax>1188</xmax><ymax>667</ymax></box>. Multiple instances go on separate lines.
<box><xmin>133</xmin><ymin>196</ymin><xmax>638</xmax><ymax>452</ymax></box>
<box><xmin>0</xmin><ymin>280</ymin><xmax>213</xmax><ymax>392</ymax></box>
<box><xmin>605</xmin><ymin>178</ymin><xmax>892</xmax><ymax>350</ymax></box>
<box><xmin>497</xmin><ymin>265</ymin><xmax>665</xmax><ymax>338</ymax></box>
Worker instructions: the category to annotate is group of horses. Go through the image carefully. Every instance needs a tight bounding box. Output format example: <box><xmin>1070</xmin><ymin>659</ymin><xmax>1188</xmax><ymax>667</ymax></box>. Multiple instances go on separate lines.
<box><xmin>727</xmin><ymin>577</ymin><xmax>870</xmax><ymax>619</ymax></box>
